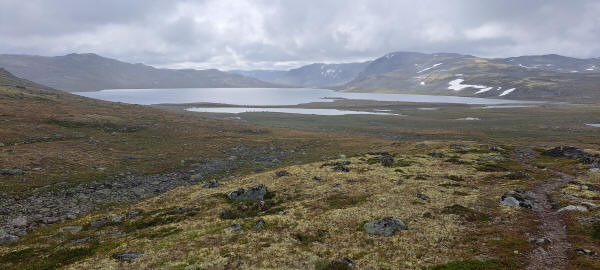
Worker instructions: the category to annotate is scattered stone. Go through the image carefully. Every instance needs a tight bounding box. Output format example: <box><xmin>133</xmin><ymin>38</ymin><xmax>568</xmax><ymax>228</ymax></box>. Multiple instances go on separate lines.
<box><xmin>329</xmin><ymin>257</ymin><xmax>355</xmax><ymax>268</ymax></box>
<box><xmin>171</xmin><ymin>207</ymin><xmax>187</xmax><ymax>214</ymax></box>
<box><xmin>202</xmin><ymin>180</ymin><xmax>220</xmax><ymax>188</ymax></box>
<box><xmin>112</xmin><ymin>252</ymin><xmax>144</xmax><ymax>261</ymax></box>
<box><xmin>59</xmin><ymin>225</ymin><xmax>82</xmax><ymax>233</ymax></box>
<box><xmin>544</xmin><ymin>145</ymin><xmax>598</xmax><ymax>164</ymax></box>
<box><xmin>450</xmin><ymin>144</ymin><xmax>465</xmax><ymax>149</ymax></box>
<box><xmin>379</xmin><ymin>155</ymin><xmax>394</xmax><ymax>167</ymax></box>
<box><xmin>416</xmin><ymin>193</ymin><xmax>430</xmax><ymax>201</ymax></box>
<box><xmin>9</xmin><ymin>216</ymin><xmax>27</xmax><ymax>227</ymax></box>
<box><xmin>581</xmin><ymin>202</ymin><xmax>598</xmax><ymax>209</ymax></box>
<box><xmin>500</xmin><ymin>191</ymin><xmax>535</xmax><ymax>209</ymax></box>
<box><xmin>227</xmin><ymin>224</ymin><xmax>243</xmax><ymax>231</ymax></box>
<box><xmin>576</xmin><ymin>248</ymin><xmax>596</xmax><ymax>256</ymax></box>
<box><xmin>313</xmin><ymin>176</ymin><xmax>322</xmax><ymax>181</ymax></box>
<box><xmin>363</xmin><ymin>217</ymin><xmax>407</xmax><ymax>236</ymax></box>
<box><xmin>71</xmin><ymin>236</ymin><xmax>93</xmax><ymax>243</ymax></box>
<box><xmin>428</xmin><ymin>152</ymin><xmax>444</xmax><ymax>158</ymax></box>
<box><xmin>111</xmin><ymin>215</ymin><xmax>125</xmax><ymax>222</ymax></box>
<box><xmin>590</xmin><ymin>168</ymin><xmax>600</xmax><ymax>173</ymax></box>
<box><xmin>338</xmin><ymin>154</ymin><xmax>346</xmax><ymax>159</ymax></box>
<box><xmin>227</xmin><ymin>184</ymin><xmax>267</xmax><ymax>202</ymax></box>
<box><xmin>275</xmin><ymin>170</ymin><xmax>290</xmax><ymax>177</ymax></box>
<box><xmin>253</xmin><ymin>219</ymin><xmax>265</xmax><ymax>229</ymax></box>
<box><xmin>393</xmin><ymin>180</ymin><xmax>404</xmax><ymax>185</ymax></box>
<box><xmin>577</xmin><ymin>216</ymin><xmax>599</xmax><ymax>223</ymax></box>
<box><xmin>557</xmin><ymin>205</ymin><xmax>588</xmax><ymax>212</ymax></box>
<box><xmin>90</xmin><ymin>217</ymin><xmax>109</xmax><ymax>228</ymax></box>
<box><xmin>333</xmin><ymin>164</ymin><xmax>350</xmax><ymax>172</ymax></box>
<box><xmin>0</xmin><ymin>232</ymin><xmax>18</xmax><ymax>245</ymax></box>
<box><xmin>0</xmin><ymin>168</ymin><xmax>23</xmax><ymax>176</ymax></box>
<box><xmin>126</xmin><ymin>211</ymin><xmax>139</xmax><ymax>219</ymax></box>
<box><xmin>535</xmin><ymin>238</ymin><xmax>551</xmax><ymax>245</ymax></box>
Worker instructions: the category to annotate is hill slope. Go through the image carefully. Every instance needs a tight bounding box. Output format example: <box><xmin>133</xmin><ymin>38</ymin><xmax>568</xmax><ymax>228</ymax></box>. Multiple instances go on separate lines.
<box><xmin>0</xmin><ymin>53</ymin><xmax>279</xmax><ymax>92</ymax></box>
<box><xmin>231</xmin><ymin>61</ymin><xmax>371</xmax><ymax>87</ymax></box>
<box><xmin>341</xmin><ymin>52</ymin><xmax>600</xmax><ymax>101</ymax></box>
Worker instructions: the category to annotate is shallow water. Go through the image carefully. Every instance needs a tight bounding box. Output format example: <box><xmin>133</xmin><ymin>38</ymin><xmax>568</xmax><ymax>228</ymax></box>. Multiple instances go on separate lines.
<box><xmin>186</xmin><ymin>107</ymin><xmax>399</xmax><ymax>116</ymax></box>
<box><xmin>74</xmin><ymin>88</ymin><xmax>541</xmax><ymax>106</ymax></box>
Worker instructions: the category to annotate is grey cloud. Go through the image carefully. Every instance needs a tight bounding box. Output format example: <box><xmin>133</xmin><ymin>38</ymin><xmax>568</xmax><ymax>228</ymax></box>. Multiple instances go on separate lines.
<box><xmin>0</xmin><ymin>0</ymin><xmax>599</xmax><ymax>70</ymax></box>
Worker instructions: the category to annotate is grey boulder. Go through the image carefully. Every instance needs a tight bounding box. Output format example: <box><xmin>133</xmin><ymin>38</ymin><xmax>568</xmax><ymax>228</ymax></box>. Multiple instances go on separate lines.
<box><xmin>363</xmin><ymin>217</ymin><xmax>407</xmax><ymax>236</ymax></box>
<box><xmin>227</xmin><ymin>184</ymin><xmax>267</xmax><ymax>202</ymax></box>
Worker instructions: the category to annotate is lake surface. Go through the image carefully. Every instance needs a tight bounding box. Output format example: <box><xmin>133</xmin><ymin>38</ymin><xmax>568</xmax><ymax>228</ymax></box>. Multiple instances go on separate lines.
<box><xmin>186</xmin><ymin>107</ymin><xmax>400</xmax><ymax>116</ymax></box>
<box><xmin>74</xmin><ymin>88</ymin><xmax>541</xmax><ymax>106</ymax></box>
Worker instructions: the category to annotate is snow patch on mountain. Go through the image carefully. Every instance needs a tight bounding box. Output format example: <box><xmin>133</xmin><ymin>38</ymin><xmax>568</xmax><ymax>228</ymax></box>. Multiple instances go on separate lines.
<box><xmin>417</xmin><ymin>63</ymin><xmax>442</xmax><ymax>73</ymax></box>
<box><xmin>474</xmin><ymin>87</ymin><xmax>493</xmax><ymax>94</ymax></box>
<box><xmin>499</xmin><ymin>88</ymin><xmax>516</xmax><ymax>96</ymax></box>
<box><xmin>447</xmin><ymin>79</ymin><xmax>487</xmax><ymax>91</ymax></box>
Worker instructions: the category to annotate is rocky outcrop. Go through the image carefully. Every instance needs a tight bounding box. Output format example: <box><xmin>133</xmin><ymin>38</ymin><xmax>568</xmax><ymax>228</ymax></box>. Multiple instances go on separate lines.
<box><xmin>227</xmin><ymin>185</ymin><xmax>267</xmax><ymax>202</ymax></box>
<box><xmin>501</xmin><ymin>190</ymin><xmax>535</xmax><ymax>209</ymax></box>
<box><xmin>363</xmin><ymin>217</ymin><xmax>407</xmax><ymax>236</ymax></box>
<box><xmin>544</xmin><ymin>146</ymin><xmax>599</xmax><ymax>166</ymax></box>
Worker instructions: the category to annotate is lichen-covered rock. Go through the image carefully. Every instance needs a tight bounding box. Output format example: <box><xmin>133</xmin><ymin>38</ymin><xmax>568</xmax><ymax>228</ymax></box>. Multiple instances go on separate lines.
<box><xmin>90</xmin><ymin>217</ymin><xmax>109</xmax><ymax>228</ymax></box>
<box><xmin>557</xmin><ymin>205</ymin><xmax>588</xmax><ymax>212</ymax></box>
<box><xmin>363</xmin><ymin>217</ymin><xmax>407</xmax><ymax>236</ymax></box>
<box><xmin>112</xmin><ymin>252</ymin><xmax>144</xmax><ymax>261</ymax></box>
<box><xmin>500</xmin><ymin>191</ymin><xmax>535</xmax><ymax>209</ymax></box>
<box><xmin>0</xmin><ymin>231</ymin><xmax>18</xmax><ymax>245</ymax></box>
<box><xmin>227</xmin><ymin>184</ymin><xmax>267</xmax><ymax>202</ymax></box>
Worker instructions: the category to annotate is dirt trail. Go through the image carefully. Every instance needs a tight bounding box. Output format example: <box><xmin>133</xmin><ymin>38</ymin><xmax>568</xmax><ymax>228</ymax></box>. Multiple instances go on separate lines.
<box><xmin>526</xmin><ymin>171</ymin><xmax>572</xmax><ymax>270</ymax></box>
<box><xmin>514</xmin><ymin>147</ymin><xmax>572</xmax><ymax>269</ymax></box>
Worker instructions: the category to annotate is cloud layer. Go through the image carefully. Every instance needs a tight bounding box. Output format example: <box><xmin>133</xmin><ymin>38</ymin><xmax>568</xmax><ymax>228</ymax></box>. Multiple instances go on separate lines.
<box><xmin>1</xmin><ymin>0</ymin><xmax>599</xmax><ymax>70</ymax></box>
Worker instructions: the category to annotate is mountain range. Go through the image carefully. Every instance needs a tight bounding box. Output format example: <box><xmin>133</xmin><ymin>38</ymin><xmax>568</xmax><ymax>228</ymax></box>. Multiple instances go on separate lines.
<box><xmin>0</xmin><ymin>53</ymin><xmax>278</xmax><ymax>91</ymax></box>
<box><xmin>236</xmin><ymin>52</ymin><xmax>600</xmax><ymax>101</ymax></box>
<box><xmin>1</xmin><ymin>52</ymin><xmax>599</xmax><ymax>101</ymax></box>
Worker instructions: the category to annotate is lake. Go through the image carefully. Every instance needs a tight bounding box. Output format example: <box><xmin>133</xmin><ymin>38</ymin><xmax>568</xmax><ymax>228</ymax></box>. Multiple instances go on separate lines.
<box><xmin>186</xmin><ymin>107</ymin><xmax>400</xmax><ymax>116</ymax></box>
<box><xmin>74</xmin><ymin>88</ymin><xmax>541</xmax><ymax>106</ymax></box>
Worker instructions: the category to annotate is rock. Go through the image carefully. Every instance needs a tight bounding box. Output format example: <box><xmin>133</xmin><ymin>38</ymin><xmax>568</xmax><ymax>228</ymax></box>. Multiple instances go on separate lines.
<box><xmin>313</xmin><ymin>176</ymin><xmax>322</xmax><ymax>181</ymax></box>
<box><xmin>557</xmin><ymin>205</ymin><xmax>588</xmax><ymax>212</ymax></box>
<box><xmin>60</xmin><ymin>225</ymin><xmax>82</xmax><ymax>233</ymax></box>
<box><xmin>416</xmin><ymin>193</ymin><xmax>430</xmax><ymax>201</ymax></box>
<box><xmin>126</xmin><ymin>211</ymin><xmax>139</xmax><ymax>219</ymax></box>
<box><xmin>544</xmin><ymin>146</ymin><xmax>598</xmax><ymax>164</ymax></box>
<box><xmin>450</xmin><ymin>144</ymin><xmax>464</xmax><ymax>149</ymax></box>
<box><xmin>577</xmin><ymin>216</ymin><xmax>599</xmax><ymax>223</ymax></box>
<box><xmin>379</xmin><ymin>155</ymin><xmax>394</xmax><ymax>166</ymax></box>
<box><xmin>190</xmin><ymin>174</ymin><xmax>203</xmax><ymax>182</ymax></box>
<box><xmin>112</xmin><ymin>252</ymin><xmax>144</xmax><ymax>261</ymax></box>
<box><xmin>428</xmin><ymin>152</ymin><xmax>444</xmax><ymax>158</ymax></box>
<box><xmin>330</xmin><ymin>257</ymin><xmax>355</xmax><ymax>268</ymax></box>
<box><xmin>338</xmin><ymin>154</ymin><xmax>346</xmax><ymax>159</ymax></box>
<box><xmin>275</xmin><ymin>170</ymin><xmax>290</xmax><ymax>177</ymax></box>
<box><xmin>581</xmin><ymin>202</ymin><xmax>598</xmax><ymax>209</ymax></box>
<box><xmin>90</xmin><ymin>217</ymin><xmax>109</xmax><ymax>228</ymax></box>
<box><xmin>333</xmin><ymin>164</ymin><xmax>350</xmax><ymax>172</ymax></box>
<box><xmin>227</xmin><ymin>184</ymin><xmax>267</xmax><ymax>202</ymax></box>
<box><xmin>500</xmin><ymin>191</ymin><xmax>535</xmax><ymax>209</ymax></box>
<box><xmin>576</xmin><ymin>248</ymin><xmax>596</xmax><ymax>256</ymax></box>
<box><xmin>590</xmin><ymin>168</ymin><xmax>600</xmax><ymax>173</ymax></box>
<box><xmin>111</xmin><ymin>215</ymin><xmax>125</xmax><ymax>222</ymax></box>
<box><xmin>363</xmin><ymin>217</ymin><xmax>407</xmax><ymax>236</ymax></box>
<box><xmin>71</xmin><ymin>236</ymin><xmax>93</xmax><ymax>243</ymax></box>
<box><xmin>535</xmin><ymin>238</ymin><xmax>551</xmax><ymax>245</ymax></box>
<box><xmin>393</xmin><ymin>180</ymin><xmax>404</xmax><ymax>185</ymax></box>
<box><xmin>0</xmin><ymin>230</ymin><xmax>18</xmax><ymax>245</ymax></box>
<box><xmin>170</xmin><ymin>207</ymin><xmax>187</xmax><ymax>214</ymax></box>
<box><xmin>9</xmin><ymin>216</ymin><xmax>27</xmax><ymax>227</ymax></box>
<box><xmin>227</xmin><ymin>224</ymin><xmax>243</xmax><ymax>231</ymax></box>
<box><xmin>253</xmin><ymin>219</ymin><xmax>265</xmax><ymax>229</ymax></box>
<box><xmin>202</xmin><ymin>180</ymin><xmax>220</xmax><ymax>188</ymax></box>
<box><xmin>0</xmin><ymin>168</ymin><xmax>23</xmax><ymax>176</ymax></box>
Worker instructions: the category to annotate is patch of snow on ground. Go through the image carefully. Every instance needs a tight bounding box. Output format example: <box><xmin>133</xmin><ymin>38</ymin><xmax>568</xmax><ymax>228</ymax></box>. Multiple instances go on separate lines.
<box><xmin>417</xmin><ymin>107</ymin><xmax>439</xmax><ymax>110</ymax></box>
<box><xmin>448</xmin><ymin>79</ymin><xmax>487</xmax><ymax>91</ymax></box>
<box><xmin>518</xmin><ymin>64</ymin><xmax>534</xmax><ymax>68</ymax></box>
<box><xmin>455</xmin><ymin>74</ymin><xmax>463</xmax><ymax>76</ymax></box>
<box><xmin>499</xmin><ymin>88</ymin><xmax>516</xmax><ymax>96</ymax></box>
<box><xmin>571</xmin><ymin>70</ymin><xmax>579</xmax><ymax>73</ymax></box>
<box><xmin>475</xmin><ymin>87</ymin><xmax>493</xmax><ymax>94</ymax></box>
<box><xmin>585</xmin><ymin>124</ymin><xmax>600</xmax><ymax>127</ymax></box>
<box><xmin>420</xmin><ymin>81</ymin><xmax>425</xmax><ymax>85</ymax></box>
<box><xmin>497</xmin><ymin>87</ymin><xmax>502</xmax><ymax>90</ymax></box>
<box><xmin>456</xmin><ymin>117</ymin><xmax>481</xmax><ymax>121</ymax></box>
<box><xmin>417</xmin><ymin>63</ymin><xmax>443</xmax><ymax>73</ymax></box>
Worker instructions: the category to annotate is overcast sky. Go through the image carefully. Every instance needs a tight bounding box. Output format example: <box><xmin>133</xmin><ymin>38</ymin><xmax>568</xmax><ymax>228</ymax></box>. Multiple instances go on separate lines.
<box><xmin>1</xmin><ymin>0</ymin><xmax>599</xmax><ymax>70</ymax></box>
